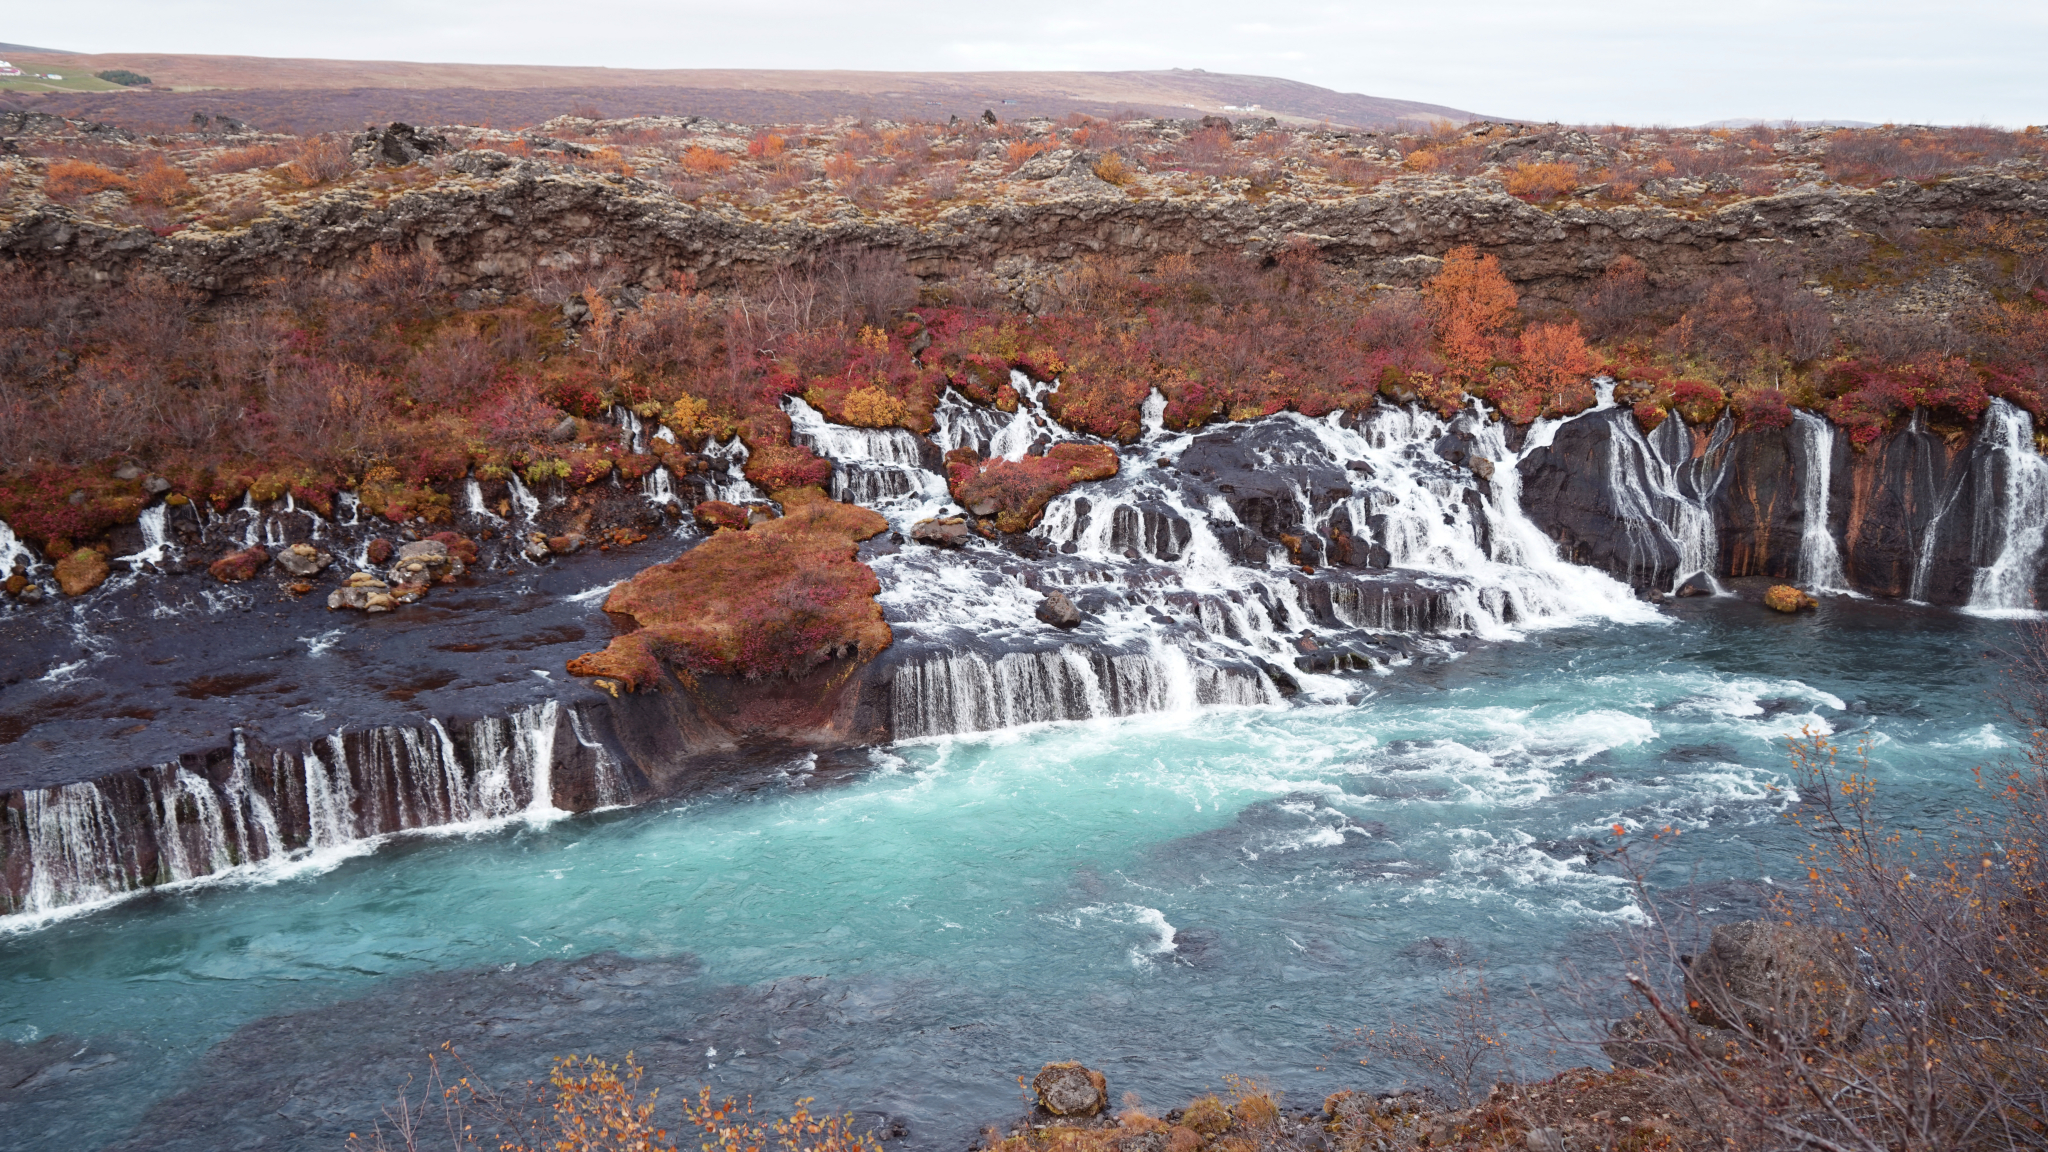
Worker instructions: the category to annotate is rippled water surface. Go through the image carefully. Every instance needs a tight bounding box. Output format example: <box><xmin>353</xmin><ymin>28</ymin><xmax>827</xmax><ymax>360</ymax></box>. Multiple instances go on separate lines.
<box><xmin>0</xmin><ymin>596</ymin><xmax>2018</xmax><ymax>1151</ymax></box>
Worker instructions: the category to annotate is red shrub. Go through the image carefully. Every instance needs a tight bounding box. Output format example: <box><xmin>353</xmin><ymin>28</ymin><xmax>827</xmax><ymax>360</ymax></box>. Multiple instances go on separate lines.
<box><xmin>744</xmin><ymin>444</ymin><xmax>832</xmax><ymax>493</ymax></box>
<box><xmin>948</xmin><ymin>442</ymin><xmax>1120</xmax><ymax>533</ymax></box>
<box><xmin>1732</xmin><ymin>387</ymin><xmax>1796</xmax><ymax>430</ymax></box>
<box><xmin>567</xmin><ymin>494</ymin><xmax>891</xmax><ymax>686</ymax></box>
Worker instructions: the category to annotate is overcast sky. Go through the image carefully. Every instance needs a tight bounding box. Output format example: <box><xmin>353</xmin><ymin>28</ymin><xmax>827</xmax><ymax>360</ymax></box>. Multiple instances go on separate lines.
<box><xmin>11</xmin><ymin>0</ymin><xmax>2044</xmax><ymax>126</ymax></box>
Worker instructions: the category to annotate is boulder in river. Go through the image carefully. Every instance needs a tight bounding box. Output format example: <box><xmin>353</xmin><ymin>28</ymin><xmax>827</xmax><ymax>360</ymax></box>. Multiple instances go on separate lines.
<box><xmin>1035</xmin><ymin>590</ymin><xmax>1084</xmax><ymax>629</ymax></box>
<box><xmin>910</xmin><ymin>516</ymin><xmax>970</xmax><ymax>548</ymax></box>
<box><xmin>1031</xmin><ymin>1061</ymin><xmax>1107</xmax><ymax>1117</ymax></box>
<box><xmin>1764</xmin><ymin>585</ymin><xmax>1818</xmax><ymax>612</ymax></box>
<box><xmin>274</xmin><ymin>543</ymin><xmax>333</xmax><ymax>577</ymax></box>
<box><xmin>55</xmin><ymin>548</ymin><xmax>109</xmax><ymax>596</ymax></box>
<box><xmin>208</xmin><ymin>546</ymin><xmax>269</xmax><ymax>583</ymax></box>
<box><xmin>390</xmin><ymin>539</ymin><xmax>460</xmax><ymax>584</ymax></box>
<box><xmin>1683</xmin><ymin>919</ymin><xmax>1869</xmax><ymax>1047</ymax></box>
<box><xmin>328</xmin><ymin>572</ymin><xmax>396</xmax><ymax>613</ymax></box>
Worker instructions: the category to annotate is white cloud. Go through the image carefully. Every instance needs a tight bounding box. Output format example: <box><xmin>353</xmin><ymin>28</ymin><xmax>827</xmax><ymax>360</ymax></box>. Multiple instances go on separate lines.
<box><xmin>12</xmin><ymin>0</ymin><xmax>2044</xmax><ymax>124</ymax></box>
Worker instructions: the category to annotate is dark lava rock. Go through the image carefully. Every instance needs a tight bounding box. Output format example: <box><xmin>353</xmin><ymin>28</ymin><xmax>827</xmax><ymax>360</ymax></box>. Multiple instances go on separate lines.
<box><xmin>1035</xmin><ymin>590</ymin><xmax>1083</xmax><ymax>628</ymax></box>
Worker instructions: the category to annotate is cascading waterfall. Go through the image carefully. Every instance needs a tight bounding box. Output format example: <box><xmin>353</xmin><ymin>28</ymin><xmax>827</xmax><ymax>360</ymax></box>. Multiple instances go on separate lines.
<box><xmin>0</xmin><ymin>516</ymin><xmax>36</xmax><ymax>575</ymax></box>
<box><xmin>1965</xmin><ymin>399</ymin><xmax>2048</xmax><ymax>615</ymax></box>
<box><xmin>115</xmin><ymin>503</ymin><xmax>176</xmax><ymax>570</ymax></box>
<box><xmin>889</xmin><ymin>642</ymin><xmax>1272</xmax><ymax>740</ymax></box>
<box><xmin>506</xmin><ymin>474</ymin><xmax>542</xmax><ymax>521</ymax></box>
<box><xmin>1589</xmin><ymin>410</ymin><xmax>1727</xmax><ymax>592</ymax></box>
<box><xmin>700</xmin><ymin>436</ymin><xmax>762</xmax><ymax>504</ymax></box>
<box><xmin>2</xmin><ymin>702</ymin><xmax>579</xmax><ymax>921</ymax></box>
<box><xmin>786</xmin><ymin>397</ymin><xmax>947</xmax><ymax>508</ymax></box>
<box><xmin>1792</xmin><ymin>411</ymin><xmax>1850</xmax><ymax>593</ymax></box>
<box><xmin>463</xmin><ymin>475</ymin><xmax>505</xmax><ymax>523</ymax></box>
<box><xmin>1908</xmin><ymin>411</ymin><xmax>1972</xmax><ymax>603</ymax></box>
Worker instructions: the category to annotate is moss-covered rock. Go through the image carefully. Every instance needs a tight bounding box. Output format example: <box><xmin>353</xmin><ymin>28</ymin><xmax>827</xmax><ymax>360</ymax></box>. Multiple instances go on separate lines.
<box><xmin>54</xmin><ymin>548</ymin><xmax>110</xmax><ymax>596</ymax></box>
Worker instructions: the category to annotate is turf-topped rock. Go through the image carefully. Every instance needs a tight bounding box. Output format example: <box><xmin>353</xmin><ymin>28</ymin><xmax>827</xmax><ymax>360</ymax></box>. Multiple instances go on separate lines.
<box><xmin>946</xmin><ymin>443</ymin><xmax>1120</xmax><ymax>534</ymax></box>
<box><xmin>54</xmin><ymin>548</ymin><xmax>110</xmax><ymax>596</ymax></box>
<box><xmin>1764</xmin><ymin>584</ymin><xmax>1818</xmax><ymax>612</ymax></box>
<box><xmin>208</xmin><ymin>545</ymin><xmax>270</xmax><ymax>583</ymax></box>
<box><xmin>568</xmin><ymin>488</ymin><xmax>891</xmax><ymax>692</ymax></box>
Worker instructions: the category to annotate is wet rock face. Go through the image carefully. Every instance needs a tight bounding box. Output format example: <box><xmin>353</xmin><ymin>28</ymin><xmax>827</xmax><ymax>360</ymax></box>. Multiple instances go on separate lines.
<box><xmin>1035</xmin><ymin>590</ymin><xmax>1083</xmax><ymax>628</ymax></box>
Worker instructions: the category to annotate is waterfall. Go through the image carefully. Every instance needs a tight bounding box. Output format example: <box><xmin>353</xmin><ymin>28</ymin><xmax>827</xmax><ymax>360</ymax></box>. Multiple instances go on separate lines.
<box><xmin>1908</xmin><ymin>411</ymin><xmax>1971</xmax><ymax>603</ymax></box>
<box><xmin>0</xmin><ymin>516</ymin><xmax>36</xmax><ymax>575</ymax></box>
<box><xmin>888</xmin><ymin>643</ymin><xmax>1275</xmax><ymax>739</ymax></box>
<box><xmin>1965</xmin><ymin>399</ymin><xmax>2048</xmax><ymax>616</ymax></box>
<box><xmin>931</xmin><ymin>375</ymin><xmax>1076</xmax><ymax>462</ymax></box>
<box><xmin>699</xmin><ymin>436</ymin><xmax>762</xmax><ymax>504</ymax></box>
<box><xmin>1792</xmin><ymin>412</ymin><xmax>1850</xmax><ymax>593</ymax></box>
<box><xmin>1</xmin><ymin>702</ymin><xmax>581</xmax><ymax>921</ymax></box>
<box><xmin>506</xmin><ymin>474</ymin><xmax>542</xmax><ymax>522</ymax></box>
<box><xmin>1588</xmin><ymin>412</ymin><xmax>1726</xmax><ymax>593</ymax></box>
<box><xmin>116</xmin><ymin>503</ymin><xmax>176</xmax><ymax>570</ymax></box>
<box><xmin>612</xmin><ymin>405</ymin><xmax>647</xmax><ymax>455</ymax></box>
<box><xmin>786</xmin><ymin>397</ymin><xmax>947</xmax><ymax>509</ymax></box>
<box><xmin>464</xmin><ymin>476</ymin><xmax>505</xmax><ymax>523</ymax></box>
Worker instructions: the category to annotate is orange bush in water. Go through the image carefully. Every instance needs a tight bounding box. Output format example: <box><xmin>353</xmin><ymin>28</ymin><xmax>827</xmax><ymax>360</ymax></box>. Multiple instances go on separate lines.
<box><xmin>566</xmin><ymin>491</ymin><xmax>891</xmax><ymax>688</ymax></box>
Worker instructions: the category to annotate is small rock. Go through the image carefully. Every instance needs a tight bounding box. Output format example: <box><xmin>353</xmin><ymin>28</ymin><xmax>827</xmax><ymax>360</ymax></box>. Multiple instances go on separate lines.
<box><xmin>1764</xmin><ymin>584</ymin><xmax>1818</xmax><ymax>613</ymax></box>
<box><xmin>67</xmin><ymin>489</ymin><xmax>87</xmax><ymax>505</ymax></box>
<box><xmin>1035</xmin><ymin>590</ymin><xmax>1084</xmax><ymax>628</ymax></box>
<box><xmin>1031</xmin><ymin>1062</ymin><xmax>1107</xmax><ymax>1118</ymax></box>
<box><xmin>164</xmin><ymin>493</ymin><xmax>190</xmax><ymax>506</ymax></box>
<box><xmin>288</xmin><ymin>582</ymin><xmax>314</xmax><ymax>595</ymax></box>
<box><xmin>274</xmin><ymin>542</ymin><xmax>333</xmax><ymax>577</ymax></box>
<box><xmin>366</xmin><ymin>538</ymin><xmax>394</xmax><ymax>565</ymax></box>
<box><xmin>1469</xmin><ymin>456</ymin><xmax>1495</xmax><ymax>482</ymax></box>
<box><xmin>328</xmin><ymin>576</ymin><xmax>393</xmax><ymax>612</ymax></box>
<box><xmin>390</xmin><ymin>538</ymin><xmax>461</xmax><ymax>583</ymax></box>
<box><xmin>18</xmin><ymin>582</ymin><xmax>44</xmax><ymax>603</ymax></box>
<box><xmin>1676</xmin><ymin>579</ymin><xmax>1712</xmax><ymax>597</ymax></box>
<box><xmin>547</xmin><ymin>534</ymin><xmax>584</xmax><ymax>555</ymax></box>
<box><xmin>910</xmin><ymin>517</ymin><xmax>970</xmax><ymax>548</ymax></box>
<box><xmin>968</xmin><ymin>498</ymin><xmax>998</xmax><ymax>517</ymax></box>
<box><xmin>523</xmin><ymin>532</ymin><xmax>554</xmax><ymax>561</ymax></box>
<box><xmin>209</xmin><ymin>546</ymin><xmax>271</xmax><ymax>583</ymax></box>
<box><xmin>3</xmin><ymin>572</ymin><xmax>25</xmax><ymax>596</ymax></box>
<box><xmin>113</xmin><ymin>464</ymin><xmax>144</xmax><ymax>481</ymax></box>
<box><xmin>143</xmin><ymin>476</ymin><xmax>171</xmax><ymax>495</ymax></box>
<box><xmin>1525</xmin><ymin>1128</ymin><xmax>1567</xmax><ymax>1152</ymax></box>
<box><xmin>55</xmin><ymin>549</ymin><xmax>110</xmax><ymax>596</ymax></box>
<box><xmin>548</xmin><ymin>416</ymin><xmax>579</xmax><ymax>442</ymax></box>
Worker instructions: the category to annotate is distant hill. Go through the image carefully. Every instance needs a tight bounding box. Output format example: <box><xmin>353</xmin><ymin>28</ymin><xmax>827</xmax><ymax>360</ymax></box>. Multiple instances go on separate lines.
<box><xmin>0</xmin><ymin>51</ymin><xmax>1494</xmax><ymax>131</ymax></box>
<box><xmin>0</xmin><ymin>42</ymin><xmax>76</xmax><ymax>55</ymax></box>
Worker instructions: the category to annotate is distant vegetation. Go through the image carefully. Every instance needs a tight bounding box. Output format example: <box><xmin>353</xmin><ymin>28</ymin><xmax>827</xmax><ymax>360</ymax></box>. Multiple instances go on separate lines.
<box><xmin>93</xmin><ymin>69</ymin><xmax>150</xmax><ymax>87</ymax></box>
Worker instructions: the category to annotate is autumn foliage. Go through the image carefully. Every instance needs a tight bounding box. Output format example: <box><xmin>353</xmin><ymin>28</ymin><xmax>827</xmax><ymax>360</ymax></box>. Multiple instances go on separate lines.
<box><xmin>567</xmin><ymin>490</ymin><xmax>891</xmax><ymax>687</ymax></box>
<box><xmin>947</xmin><ymin>442</ymin><xmax>1121</xmax><ymax>533</ymax></box>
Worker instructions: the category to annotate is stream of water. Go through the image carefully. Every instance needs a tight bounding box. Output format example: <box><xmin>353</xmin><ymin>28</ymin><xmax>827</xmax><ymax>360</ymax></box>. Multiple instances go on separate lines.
<box><xmin>0</xmin><ymin>595</ymin><xmax>2017</xmax><ymax>1152</ymax></box>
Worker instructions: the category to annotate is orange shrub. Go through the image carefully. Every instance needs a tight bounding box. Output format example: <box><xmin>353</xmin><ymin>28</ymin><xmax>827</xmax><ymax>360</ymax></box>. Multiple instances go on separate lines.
<box><xmin>1404</xmin><ymin>149</ymin><xmax>1442</xmax><ymax>173</ymax></box>
<box><xmin>130</xmin><ymin>155</ymin><xmax>194</xmax><ymax>206</ymax></box>
<box><xmin>747</xmin><ymin>132</ymin><xmax>786</xmax><ymax>159</ymax></box>
<box><xmin>1510</xmin><ymin>320</ymin><xmax>1596</xmax><ymax>421</ymax></box>
<box><xmin>43</xmin><ymin>159</ymin><xmax>129</xmax><ymax>201</ymax></box>
<box><xmin>680</xmin><ymin>146</ymin><xmax>732</xmax><ymax>175</ymax></box>
<box><xmin>1093</xmin><ymin>153</ymin><xmax>1134</xmax><ymax>185</ymax></box>
<box><xmin>1424</xmin><ymin>246</ymin><xmax>1518</xmax><ymax>389</ymax></box>
<box><xmin>1505</xmin><ymin>161</ymin><xmax>1579</xmax><ymax>202</ymax></box>
<box><xmin>1006</xmin><ymin>139</ymin><xmax>1054</xmax><ymax>168</ymax></box>
<box><xmin>824</xmin><ymin>151</ymin><xmax>861</xmax><ymax>184</ymax></box>
<box><xmin>288</xmin><ymin>136</ymin><xmax>353</xmax><ymax>186</ymax></box>
<box><xmin>206</xmin><ymin>142</ymin><xmax>294</xmax><ymax>174</ymax></box>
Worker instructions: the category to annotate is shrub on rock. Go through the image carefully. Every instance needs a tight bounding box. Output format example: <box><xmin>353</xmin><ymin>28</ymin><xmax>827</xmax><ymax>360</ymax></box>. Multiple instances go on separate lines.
<box><xmin>947</xmin><ymin>443</ymin><xmax>1120</xmax><ymax>533</ymax></box>
<box><xmin>209</xmin><ymin>546</ymin><xmax>270</xmax><ymax>583</ymax></box>
<box><xmin>568</xmin><ymin>489</ymin><xmax>890</xmax><ymax>690</ymax></box>
<box><xmin>1032</xmin><ymin>1062</ymin><xmax>1107</xmax><ymax>1117</ymax></box>
<box><xmin>1764</xmin><ymin>584</ymin><xmax>1818</xmax><ymax>612</ymax></box>
<box><xmin>55</xmin><ymin>548</ymin><xmax>110</xmax><ymax>596</ymax></box>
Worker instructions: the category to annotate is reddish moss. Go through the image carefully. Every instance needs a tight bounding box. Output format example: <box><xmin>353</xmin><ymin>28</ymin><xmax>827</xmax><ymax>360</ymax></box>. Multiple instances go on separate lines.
<box><xmin>568</xmin><ymin>491</ymin><xmax>891</xmax><ymax>688</ymax></box>
<box><xmin>209</xmin><ymin>546</ymin><xmax>270</xmax><ymax>583</ymax></box>
<box><xmin>947</xmin><ymin>443</ymin><xmax>1121</xmax><ymax>533</ymax></box>
<box><xmin>692</xmin><ymin>500</ymin><xmax>752</xmax><ymax>532</ymax></box>
<box><xmin>743</xmin><ymin>443</ymin><xmax>833</xmax><ymax>491</ymax></box>
<box><xmin>54</xmin><ymin>548</ymin><xmax>110</xmax><ymax>596</ymax></box>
